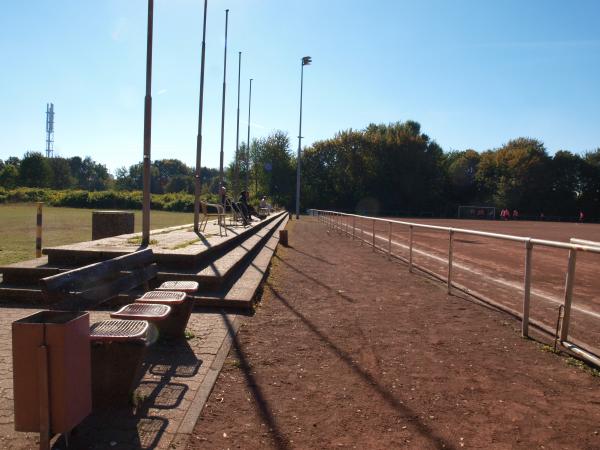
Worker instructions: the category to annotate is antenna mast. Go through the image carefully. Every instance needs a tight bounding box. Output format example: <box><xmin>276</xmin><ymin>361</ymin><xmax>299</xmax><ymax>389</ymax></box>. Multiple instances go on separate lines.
<box><xmin>45</xmin><ymin>103</ymin><xmax>54</xmax><ymax>158</ymax></box>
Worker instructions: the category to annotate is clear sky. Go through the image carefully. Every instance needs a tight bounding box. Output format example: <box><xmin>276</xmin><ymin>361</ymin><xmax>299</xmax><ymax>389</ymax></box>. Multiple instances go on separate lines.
<box><xmin>2</xmin><ymin>0</ymin><xmax>600</xmax><ymax>173</ymax></box>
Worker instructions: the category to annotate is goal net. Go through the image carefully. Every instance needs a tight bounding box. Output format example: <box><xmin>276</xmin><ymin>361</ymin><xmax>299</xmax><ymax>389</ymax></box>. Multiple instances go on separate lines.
<box><xmin>458</xmin><ymin>205</ymin><xmax>496</xmax><ymax>220</ymax></box>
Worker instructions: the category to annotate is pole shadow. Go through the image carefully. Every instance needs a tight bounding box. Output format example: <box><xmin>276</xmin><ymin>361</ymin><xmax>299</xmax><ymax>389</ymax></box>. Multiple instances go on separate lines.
<box><xmin>265</xmin><ymin>282</ymin><xmax>455</xmax><ymax>450</ymax></box>
<box><xmin>221</xmin><ymin>312</ymin><xmax>291</xmax><ymax>450</ymax></box>
<box><xmin>272</xmin><ymin>254</ymin><xmax>355</xmax><ymax>304</ymax></box>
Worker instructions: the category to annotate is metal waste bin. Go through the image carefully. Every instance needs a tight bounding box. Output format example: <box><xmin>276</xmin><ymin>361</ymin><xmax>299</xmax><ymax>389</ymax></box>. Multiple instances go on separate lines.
<box><xmin>279</xmin><ymin>229</ymin><xmax>289</xmax><ymax>247</ymax></box>
<box><xmin>12</xmin><ymin>310</ymin><xmax>92</xmax><ymax>434</ymax></box>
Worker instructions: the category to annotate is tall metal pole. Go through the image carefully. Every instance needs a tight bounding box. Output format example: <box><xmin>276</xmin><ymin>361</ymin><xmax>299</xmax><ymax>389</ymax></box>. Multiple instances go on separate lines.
<box><xmin>218</xmin><ymin>9</ymin><xmax>229</xmax><ymax>191</ymax></box>
<box><xmin>234</xmin><ymin>51</ymin><xmax>242</xmax><ymax>196</ymax></box>
<box><xmin>193</xmin><ymin>0</ymin><xmax>208</xmax><ymax>233</ymax></box>
<box><xmin>245</xmin><ymin>78</ymin><xmax>253</xmax><ymax>192</ymax></box>
<box><xmin>142</xmin><ymin>0</ymin><xmax>154</xmax><ymax>246</ymax></box>
<box><xmin>295</xmin><ymin>61</ymin><xmax>304</xmax><ymax>219</ymax></box>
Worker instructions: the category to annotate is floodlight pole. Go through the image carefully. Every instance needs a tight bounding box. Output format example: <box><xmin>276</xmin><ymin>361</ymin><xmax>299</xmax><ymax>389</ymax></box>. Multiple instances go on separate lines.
<box><xmin>295</xmin><ymin>56</ymin><xmax>311</xmax><ymax>219</ymax></box>
<box><xmin>245</xmin><ymin>78</ymin><xmax>253</xmax><ymax>192</ymax></box>
<box><xmin>234</xmin><ymin>51</ymin><xmax>242</xmax><ymax>197</ymax></box>
<box><xmin>142</xmin><ymin>0</ymin><xmax>154</xmax><ymax>246</ymax></box>
<box><xmin>218</xmin><ymin>9</ymin><xmax>229</xmax><ymax>191</ymax></box>
<box><xmin>194</xmin><ymin>0</ymin><xmax>208</xmax><ymax>233</ymax></box>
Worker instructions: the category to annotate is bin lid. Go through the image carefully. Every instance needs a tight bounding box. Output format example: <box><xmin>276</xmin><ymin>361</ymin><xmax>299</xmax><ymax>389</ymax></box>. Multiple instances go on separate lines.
<box><xmin>110</xmin><ymin>303</ymin><xmax>171</xmax><ymax>321</ymax></box>
<box><xmin>137</xmin><ymin>290</ymin><xmax>187</xmax><ymax>305</ymax></box>
<box><xmin>156</xmin><ymin>281</ymin><xmax>199</xmax><ymax>293</ymax></box>
<box><xmin>90</xmin><ymin>319</ymin><xmax>148</xmax><ymax>341</ymax></box>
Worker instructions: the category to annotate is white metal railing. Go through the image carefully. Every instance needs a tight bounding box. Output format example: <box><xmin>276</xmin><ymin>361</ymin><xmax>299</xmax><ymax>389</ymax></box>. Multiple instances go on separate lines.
<box><xmin>308</xmin><ymin>209</ymin><xmax>600</xmax><ymax>367</ymax></box>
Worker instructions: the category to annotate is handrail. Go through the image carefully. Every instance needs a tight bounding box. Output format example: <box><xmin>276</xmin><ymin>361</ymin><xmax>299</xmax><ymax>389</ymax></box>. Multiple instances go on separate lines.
<box><xmin>311</xmin><ymin>209</ymin><xmax>600</xmax><ymax>254</ymax></box>
<box><xmin>310</xmin><ymin>208</ymin><xmax>600</xmax><ymax>368</ymax></box>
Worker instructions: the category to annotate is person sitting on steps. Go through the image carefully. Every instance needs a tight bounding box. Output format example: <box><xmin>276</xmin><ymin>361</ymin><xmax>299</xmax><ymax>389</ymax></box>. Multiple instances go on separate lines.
<box><xmin>239</xmin><ymin>190</ymin><xmax>260</xmax><ymax>222</ymax></box>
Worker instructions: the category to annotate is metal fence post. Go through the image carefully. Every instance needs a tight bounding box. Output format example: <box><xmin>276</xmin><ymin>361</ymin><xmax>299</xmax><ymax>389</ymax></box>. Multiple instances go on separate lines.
<box><xmin>560</xmin><ymin>249</ymin><xmax>578</xmax><ymax>342</ymax></box>
<box><xmin>361</xmin><ymin>219</ymin><xmax>364</xmax><ymax>245</ymax></box>
<box><xmin>352</xmin><ymin>216</ymin><xmax>356</xmax><ymax>240</ymax></box>
<box><xmin>522</xmin><ymin>240</ymin><xmax>533</xmax><ymax>337</ymax></box>
<box><xmin>36</xmin><ymin>202</ymin><xmax>43</xmax><ymax>258</ymax></box>
<box><xmin>447</xmin><ymin>229</ymin><xmax>454</xmax><ymax>294</ymax></box>
<box><xmin>388</xmin><ymin>222</ymin><xmax>392</xmax><ymax>260</ymax></box>
<box><xmin>408</xmin><ymin>225</ymin><xmax>413</xmax><ymax>273</ymax></box>
<box><xmin>372</xmin><ymin>219</ymin><xmax>376</xmax><ymax>251</ymax></box>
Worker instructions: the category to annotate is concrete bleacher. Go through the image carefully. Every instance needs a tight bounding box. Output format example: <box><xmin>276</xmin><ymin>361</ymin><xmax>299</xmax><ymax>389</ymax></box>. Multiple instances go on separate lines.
<box><xmin>0</xmin><ymin>210</ymin><xmax>288</xmax><ymax>309</ymax></box>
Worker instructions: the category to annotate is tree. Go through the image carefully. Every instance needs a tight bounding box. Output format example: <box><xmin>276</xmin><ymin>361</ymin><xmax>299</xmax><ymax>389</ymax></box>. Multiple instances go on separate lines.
<box><xmin>445</xmin><ymin>149</ymin><xmax>481</xmax><ymax>207</ymax></box>
<box><xmin>549</xmin><ymin>151</ymin><xmax>582</xmax><ymax>216</ymax></box>
<box><xmin>19</xmin><ymin>152</ymin><xmax>52</xmax><ymax>187</ymax></box>
<box><xmin>154</xmin><ymin>159</ymin><xmax>192</xmax><ymax>192</ymax></box>
<box><xmin>476</xmin><ymin>138</ymin><xmax>551</xmax><ymax>212</ymax></box>
<box><xmin>48</xmin><ymin>157</ymin><xmax>74</xmax><ymax>189</ymax></box>
<box><xmin>253</xmin><ymin>131</ymin><xmax>295</xmax><ymax>207</ymax></box>
<box><xmin>579</xmin><ymin>149</ymin><xmax>600</xmax><ymax>217</ymax></box>
<box><xmin>0</xmin><ymin>164</ymin><xmax>19</xmax><ymax>188</ymax></box>
<box><xmin>299</xmin><ymin>121</ymin><xmax>446</xmax><ymax>215</ymax></box>
<box><xmin>6</xmin><ymin>157</ymin><xmax>20</xmax><ymax>168</ymax></box>
<box><xmin>165</xmin><ymin>175</ymin><xmax>193</xmax><ymax>193</ymax></box>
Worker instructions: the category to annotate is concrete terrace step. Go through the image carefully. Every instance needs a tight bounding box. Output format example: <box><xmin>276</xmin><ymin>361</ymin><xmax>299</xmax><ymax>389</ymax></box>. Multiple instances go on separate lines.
<box><xmin>192</xmin><ymin>214</ymin><xmax>289</xmax><ymax>309</ymax></box>
<box><xmin>41</xmin><ymin>211</ymin><xmax>287</xmax><ymax>268</ymax></box>
<box><xmin>157</xmin><ymin>213</ymin><xmax>287</xmax><ymax>288</ymax></box>
<box><xmin>0</xmin><ymin>284</ymin><xmax>45</xmax><ymax>304</ymax></box>
<box><xmin>0</xmin><ymin>256</ymin><xmax>74</xmax><ymax>284</ymax></box>
<box><xmin>0</xmin><ymin>211</ymin><xmax>288</xmax><ymax>305</ymax></box>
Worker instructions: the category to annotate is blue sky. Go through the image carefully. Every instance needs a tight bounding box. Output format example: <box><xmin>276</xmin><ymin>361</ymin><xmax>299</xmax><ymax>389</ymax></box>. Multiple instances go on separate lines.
<box><xmin>2</xmin><ymin>0</ymin><xmax>600</xmax><ymax>173</ymax></box>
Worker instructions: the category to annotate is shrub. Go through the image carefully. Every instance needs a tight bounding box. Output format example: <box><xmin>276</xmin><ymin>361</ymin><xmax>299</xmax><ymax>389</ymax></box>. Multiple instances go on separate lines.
<box><xmin>0</xmin><ymin>187</ymin><xmax>211</xmax><ymax>212</ymax></box>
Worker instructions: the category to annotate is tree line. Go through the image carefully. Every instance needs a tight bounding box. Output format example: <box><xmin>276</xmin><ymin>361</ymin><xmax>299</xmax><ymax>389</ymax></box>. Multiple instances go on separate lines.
<box><xmin>2</xmin><ymin>121</ymin><xmax>600</xmax><ymax>218</ymax></box>
<box><xmin>300</xmin><ymin>121</ymin><xmax>600</xmax><ymax>218</ymax></box>
<box><xmin>0</xmin><ymin>152</ymin><xmax>220</xmax><ymax>195</ymax></box>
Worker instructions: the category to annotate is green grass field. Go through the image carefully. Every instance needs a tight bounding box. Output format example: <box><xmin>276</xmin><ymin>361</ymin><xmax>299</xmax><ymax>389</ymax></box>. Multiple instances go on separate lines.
<box><xmin>0</xmin><ymin>204</ymin><xmax>193</xmax><ymax>265</ymax></box>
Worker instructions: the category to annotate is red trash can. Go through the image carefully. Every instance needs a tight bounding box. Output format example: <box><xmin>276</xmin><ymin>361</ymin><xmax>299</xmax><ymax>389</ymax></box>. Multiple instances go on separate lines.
<box><xmin>12</xmin><ymin>310</ymin><xmax>92</xmax><ymax>433</ymax></box>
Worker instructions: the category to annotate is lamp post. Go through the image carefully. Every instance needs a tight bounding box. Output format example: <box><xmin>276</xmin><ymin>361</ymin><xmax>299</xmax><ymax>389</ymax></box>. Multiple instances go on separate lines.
<box><xmin>295</xmin><ymin>56</ymin><xmax>311</xmax><ymax>219</ymax></box>
<box><xmin>193</xmin><ymin>0</ymin><xmax>208</xmax><ymax>233</ymax></box>
<box><xmin>245</xmin><ymin>78</ymin><xmax>253</xmax><ymax>192</ymax></box>
<box><xmin>142</xmin><ymin>0</ymin><xmax>154</xmax><ymax>245</ymax></box>
<box><xmin>234</xmin><ymin>51</ymin><xmax>242</xmax><ymax>196</ymax></box>
<box><xmin>218</xmin><ymin>9</ymin><xmax>229</xmax><ymax>191</ymax></box>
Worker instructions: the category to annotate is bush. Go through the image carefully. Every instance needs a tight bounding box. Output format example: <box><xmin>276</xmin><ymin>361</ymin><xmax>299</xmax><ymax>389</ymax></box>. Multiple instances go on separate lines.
<box><xmin>0</xmin><ymin>187</ymin><xmax>212</xmax><ymax>212</ymax></box>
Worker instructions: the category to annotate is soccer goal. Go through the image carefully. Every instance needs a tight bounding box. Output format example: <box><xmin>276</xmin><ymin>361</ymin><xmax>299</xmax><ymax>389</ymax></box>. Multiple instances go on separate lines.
<box><xmin>458</xmin><ymin>205</ymin><xmax>496</xmax><ymax>220</ymax></box>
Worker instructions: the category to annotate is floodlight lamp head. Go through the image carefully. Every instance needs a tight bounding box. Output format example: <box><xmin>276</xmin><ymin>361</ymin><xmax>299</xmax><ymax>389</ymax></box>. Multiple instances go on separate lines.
<box><xmin>302</xmin><ymin>56</ymin><xmax>312</xmax><ymax>66</ymax></box>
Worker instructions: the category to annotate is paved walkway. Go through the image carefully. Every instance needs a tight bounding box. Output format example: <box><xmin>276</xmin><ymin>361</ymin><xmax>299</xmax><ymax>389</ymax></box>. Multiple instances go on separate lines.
<box><xmin>0</xmin><ymin>307</ymin><xmax>242</xmax><ymax>449</ymax></box>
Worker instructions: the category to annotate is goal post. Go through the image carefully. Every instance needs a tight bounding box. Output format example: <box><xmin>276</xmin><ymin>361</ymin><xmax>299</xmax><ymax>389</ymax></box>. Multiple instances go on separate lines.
<box><xmin>458</xmin><ymin>205</ymin><xmax>496</xmax><ymax>220</ymax></box>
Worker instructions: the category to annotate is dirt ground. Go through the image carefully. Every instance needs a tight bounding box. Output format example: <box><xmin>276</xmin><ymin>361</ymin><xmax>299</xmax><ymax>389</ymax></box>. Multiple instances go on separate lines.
<box><xmin>187</xmin><ymin>217</ymin><xmax>600</xmax><ymax>450</ymax></box>
<box><xmin>355</xmin><ymin>216</ymin><xmax>600</xmax><ymax>353</ymax></box>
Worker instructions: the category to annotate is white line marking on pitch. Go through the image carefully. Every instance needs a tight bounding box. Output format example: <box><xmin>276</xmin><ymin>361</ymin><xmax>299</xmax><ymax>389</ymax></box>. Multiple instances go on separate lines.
<box><xmin>350</xmin><ymin>225</ymin><xmax>600</xmax><ymax>320</ymax></box>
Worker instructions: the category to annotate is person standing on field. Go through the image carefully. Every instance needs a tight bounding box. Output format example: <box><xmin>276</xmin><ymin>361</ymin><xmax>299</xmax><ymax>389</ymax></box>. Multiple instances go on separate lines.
<box><xmin>579</xmin><ymin>210</ymin><xmax>585</xmax><ymax>223</ymax></box>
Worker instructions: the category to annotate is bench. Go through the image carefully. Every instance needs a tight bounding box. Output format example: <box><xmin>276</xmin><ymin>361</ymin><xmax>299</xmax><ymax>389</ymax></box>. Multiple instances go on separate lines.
<box><xmin>39</xmin><ymin>249</ymin><xmax>198</xmax><ymax>408</ymax></box>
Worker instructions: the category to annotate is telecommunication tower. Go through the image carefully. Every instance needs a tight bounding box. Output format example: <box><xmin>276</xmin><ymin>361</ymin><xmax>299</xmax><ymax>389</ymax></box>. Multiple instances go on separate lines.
<box><xmin>45</xmin><ymin>103</ymin><xmax>54</xmax><ymax>158</ymax></box>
